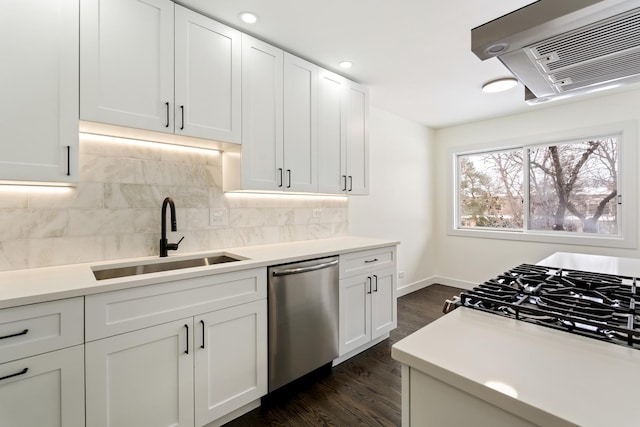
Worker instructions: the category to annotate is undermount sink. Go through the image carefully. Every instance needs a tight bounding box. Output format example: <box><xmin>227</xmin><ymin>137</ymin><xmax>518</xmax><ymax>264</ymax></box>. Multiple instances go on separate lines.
<box><xmin>92</xmin><ymin>254</ymin><xmax>243</xmax><ymax>280</ymax></box>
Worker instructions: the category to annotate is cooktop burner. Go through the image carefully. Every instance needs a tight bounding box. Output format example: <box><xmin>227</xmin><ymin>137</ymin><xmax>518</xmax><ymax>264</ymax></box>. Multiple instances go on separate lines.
<box><xmin>453</xmin><ymin>264</ymin><xmax>640</xmax><ymax>349</ymax></box>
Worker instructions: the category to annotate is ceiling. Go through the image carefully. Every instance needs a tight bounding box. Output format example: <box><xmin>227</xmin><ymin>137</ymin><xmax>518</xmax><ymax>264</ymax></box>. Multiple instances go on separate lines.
<box><xmin>177</xmin><ymin>0</ymin><xmax>587</xmax><ymax>129</ymax></box>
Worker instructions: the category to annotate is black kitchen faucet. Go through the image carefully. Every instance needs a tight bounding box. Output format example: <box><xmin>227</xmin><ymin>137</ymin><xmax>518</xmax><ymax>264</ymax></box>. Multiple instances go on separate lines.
<box><xmin>160</xmin><ymin>197</ymin><xmax>184</xmax><ymax>257</ymax></box>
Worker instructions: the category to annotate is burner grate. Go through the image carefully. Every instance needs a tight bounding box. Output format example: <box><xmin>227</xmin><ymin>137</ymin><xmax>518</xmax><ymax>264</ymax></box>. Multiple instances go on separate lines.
<box><xmin>460</xmin><ymin>264</ymin><xmax>640</xmax><ymax>349</ymax></box>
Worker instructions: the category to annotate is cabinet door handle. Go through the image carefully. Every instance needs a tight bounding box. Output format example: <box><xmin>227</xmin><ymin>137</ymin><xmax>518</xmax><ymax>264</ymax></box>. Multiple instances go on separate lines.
<box><xmin>165</xmin><ymin>102</ymin><xmax>170</xmax><ymax>128</ymax></box>
<box><xmin>348</xmin><ymin>176</ymin><xmax>353</xmax><ymax>192</ymax></box>
<box><xmin>0</xmin><ymin>367</ymin><xmax>28</xmax><ymax>382</ymax></box>
<box><xmin>286</xmin><ymin>169</ymin><xmax>291</xmax><ymax>188</ymax></box>
<box><xmin>277</xmin><ymin>168</ymin><xmax>283</xmax><ymax>187</ymax></box>
<box><xmin>342</xmin><ymin>175</ymin><xmax>347</xmax><ymax>191</ymax></box>
<box><xmin>66</xmin><ymin>146</ymin><xmax>71</xmax><ymax>176</ymax></box>
<box><xmin>367</xmin><ymin>276</ymin><xmax>372</xmax><ymax>294</ymax></box>
<box><xmin>180</xmin><ymin>105</ymin><xmax>185</xmax><ymax>130</ymax></box>
<box><xmin>184</xmin><ymin>324</ymin><xmax>189</xmax><ymax>355</ymax></box>
<box><xmin>0</xmin><ymin>329</ymin><xmax>28</xmax><ymax>340</ymax></box>
<box><xmin>200</xmin><ymin>320</ymin><xmax>205</xmax><ymax>349</ymax></box>
<box><xmin>364</xmin><ymin>258</ymin><xmax>378</xmax><ymax>264</ymax></box>
<box><xmin>373</xmin><ymin>274</ymin><xmax>378</xmax><ymax>292</ymax></box>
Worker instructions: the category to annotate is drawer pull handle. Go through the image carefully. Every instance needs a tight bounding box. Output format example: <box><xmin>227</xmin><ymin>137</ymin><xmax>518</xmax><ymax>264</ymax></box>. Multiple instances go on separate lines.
<box><xmin>364</xmin><ymin>258</ymin><xmax>378</xmax><ymax>264</ymax></box>
<box><xmin>0</xmin><ymin>367</ymin><xmax>28</xmax><ymax>382</ymax></box>
<box><xmin>184</xmin><ymin>324</ymin><xmax>189</xmax><ymax>355</ymax></box>
<box><xmin>0</xmin><ymin>329</ymin><xmax>29</xmax><ymax>340</ymax></box>
<box><xmin>200</xmin><ymin>320</ymin><xmax>205</xmax><ymax>349</ymax></box>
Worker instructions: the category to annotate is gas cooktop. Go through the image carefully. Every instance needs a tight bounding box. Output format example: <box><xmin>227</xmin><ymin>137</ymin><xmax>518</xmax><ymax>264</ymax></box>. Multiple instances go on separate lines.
<box><xmin>445</xmin><ymin>264</ymin><xmax>640</xmax><ymax>349</ymax></box>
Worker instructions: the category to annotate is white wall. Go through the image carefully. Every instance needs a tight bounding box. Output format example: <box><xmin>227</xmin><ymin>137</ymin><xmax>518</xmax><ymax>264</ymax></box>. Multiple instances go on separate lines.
<box><xmin>350</xmin><ymin>107</ymin><xmax>436</xmax><ymax>294</ymax></box>
<box><xmin>434</xmin><ymin>87</ymin><xmax>640</xmax><ymax>288</ymax></box>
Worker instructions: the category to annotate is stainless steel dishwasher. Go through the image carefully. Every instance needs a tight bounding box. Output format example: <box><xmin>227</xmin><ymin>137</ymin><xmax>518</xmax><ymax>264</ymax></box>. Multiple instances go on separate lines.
<box><xmin>268</xmin><ymin>256</ymin><xmax>339</xmax><ymax>392</ymax></box>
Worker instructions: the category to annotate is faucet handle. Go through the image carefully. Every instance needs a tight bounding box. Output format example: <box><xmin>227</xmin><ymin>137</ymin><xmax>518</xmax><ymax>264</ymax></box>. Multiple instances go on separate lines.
<box><xmin>166</xmin><ymin>236</ymin><xmax>184</xmax><ymax>251</ymax></box>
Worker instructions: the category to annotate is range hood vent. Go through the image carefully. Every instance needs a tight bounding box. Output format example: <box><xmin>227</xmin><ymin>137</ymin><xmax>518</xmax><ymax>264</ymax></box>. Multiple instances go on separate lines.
<box><xmin>472</xmin><ymin>0</ymin><xmax>640</xmax><ymax>103</ymax></box>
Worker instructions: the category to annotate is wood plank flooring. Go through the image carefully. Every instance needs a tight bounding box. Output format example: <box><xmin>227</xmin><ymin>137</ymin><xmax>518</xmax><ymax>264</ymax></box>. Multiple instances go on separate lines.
<box><xmin>223</xmin><ymin>284</ymin><xmax>463</xmax><ymax>426</ymax></box>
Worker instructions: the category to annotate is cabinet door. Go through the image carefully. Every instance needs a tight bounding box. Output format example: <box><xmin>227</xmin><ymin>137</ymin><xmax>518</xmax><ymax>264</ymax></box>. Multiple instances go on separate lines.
<box><xmin>0</xmin><ymin>345</ymin><xmax>84</xmax><ymax>427</ymax></box>
<box><xmin>241</xmin><ymin>34</ymin><xmax>284</xmax><ymax>191</ymax></box>
<box><xmin>283</xmin><ymin>53</ymin><xmax>318</xmax><ymax>192</ymax></box>
<box><xmin>371</xmin><ymin>267</ymin><xmax>397</xmax><ymax>339</ymax></box>
<box><xmin>339</xmin><ymin>274</ymin><xmax>372</xmax><ymax>355</ymax></box>
<box><xmin>86</xmin><ymin>319</ymin><xmax>194</xmax><ymax>427</ymax></box>
<box><xmin>344</xmin><ymin>80</ymin><xmax>369</xmax><ymax>195</ymax></box>
<box><xmin>0</xmin><ymin>0</ymin><xmax>78</xmax><ymax>184</ymax></box>
<box><xmin>81</xmin><ymin>0</ymin><xmax>175</xmax><ymax>133</ymax></box>
<box><xmin>317</xmin><ymin>69</ymin><xmax>346</xmax><ymax>194</ymax></box>
<box><xmin>175</xmin><ymin>5</ymin><xmax>241</xmax><ymax>143</ymax></box>
<box><xmin>194</xmin><ymin>300</ymin><xmax>267</xmax><ymax>426</ymax></box>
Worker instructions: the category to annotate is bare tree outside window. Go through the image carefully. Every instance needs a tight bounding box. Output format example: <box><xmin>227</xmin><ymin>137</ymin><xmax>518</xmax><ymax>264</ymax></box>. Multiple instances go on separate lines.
<box><xmin>457</xmin><ymin>137</ymin><xmax>619</xmax><ymax>236</ymax></box>
<box><xmin>529</xmin><ymin>138</ymin><xmax>618</xmax><ymax>234</ymax></box>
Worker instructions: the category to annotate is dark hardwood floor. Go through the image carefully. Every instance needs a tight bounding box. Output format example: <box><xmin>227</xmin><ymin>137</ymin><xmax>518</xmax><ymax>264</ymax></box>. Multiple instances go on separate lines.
<box><xmin>224</xmin><ymin>284</ymin><xmax>463</xmax><ymax>427</ymax></box>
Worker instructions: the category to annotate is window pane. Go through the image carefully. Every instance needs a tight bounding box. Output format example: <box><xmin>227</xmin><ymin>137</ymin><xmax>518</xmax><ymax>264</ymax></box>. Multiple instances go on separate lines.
<box><xmin>458</xmin><ymin>150</ymin><xmax>523</xmax><ymax>229</ymax></box>
<box><xmin>528</xmin><ymin>138</ymin><xmax>618</xmax><ymax>234</ymax></box>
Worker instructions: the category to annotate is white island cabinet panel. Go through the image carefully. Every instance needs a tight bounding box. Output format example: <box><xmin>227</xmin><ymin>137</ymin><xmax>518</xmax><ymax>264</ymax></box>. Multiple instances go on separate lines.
<box><xmin>81</xmin><ymin>0</ymin><xmax>175</xmax><ymax>133</ymax></box>
<box><xmin>0</xmin><ymin>0</ymin><xmax>78</xmax><ymax>184</ymax></box>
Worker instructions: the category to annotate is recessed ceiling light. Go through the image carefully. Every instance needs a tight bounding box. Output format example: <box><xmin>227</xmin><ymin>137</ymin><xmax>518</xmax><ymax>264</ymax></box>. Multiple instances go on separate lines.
<box><xmin>481</xmin><ymin>77</ymin><xmax>518</xmax><ymax>93</ymax></box>
<box><xmin>239</xmin><ymin>12</ymin><xmax>258</xmax><ymax>24</ymax></box>
<box><xmin>339</xmin><ymin>61</ymin><xmax>352</xmax><ymax>69</ymax></box>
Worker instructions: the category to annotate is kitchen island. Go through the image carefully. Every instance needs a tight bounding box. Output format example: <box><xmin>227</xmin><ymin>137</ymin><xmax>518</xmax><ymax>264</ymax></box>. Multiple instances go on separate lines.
<box><xmin>391</xmin><ymin>252</ymin><xmax>640</xmax><ymax>427</ymax></box>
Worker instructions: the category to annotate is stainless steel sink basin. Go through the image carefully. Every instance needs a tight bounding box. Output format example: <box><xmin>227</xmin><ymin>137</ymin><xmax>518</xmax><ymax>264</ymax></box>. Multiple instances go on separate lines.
<box><xmin>92</xmin><ymin>254</ymin><xmax>242</xmax><ymax>280</ymax></box>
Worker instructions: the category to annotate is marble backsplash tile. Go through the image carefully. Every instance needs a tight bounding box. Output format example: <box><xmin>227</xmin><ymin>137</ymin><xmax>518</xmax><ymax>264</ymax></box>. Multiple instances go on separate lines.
<box><xmin>0</xmin><ymin>134</ymin><xmax>349</xmax><ymax>271</ymax></box>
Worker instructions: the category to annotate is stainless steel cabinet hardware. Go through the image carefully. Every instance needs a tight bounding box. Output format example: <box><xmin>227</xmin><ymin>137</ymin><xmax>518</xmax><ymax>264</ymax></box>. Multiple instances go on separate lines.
<box><xmin>373</xmin><ymin>275</ymin><xmax>378</xmax><ymax>292</ymax></box>
<box><xmin>200</xmin><ymin>320</ymin><xmax>205</xmax><ymax>349</ymax></box>
<box><xmin>364</xmin><ymin>258</ymin><xmax>378</xmax><ymax>264</ymax></box>
<box><xmin>348</xmin><ymin>176</ymin><xmax>353</xmax><ymax>192</ymax></box>
<box><xmin>342</xmin><ymin>175</ymin><xmax>347</xmax><ymax>191</ymax></box>
<box><xmin>165</xmin><ymin>102</ymin><xmax>170</xmax><ymax>127</ymax></box>
<box><xmin>278</xmin><ymin>168</ymin><xmax>283</xmax><ymax>187</ymax></box>
<box><xmin>0</xmin><ymin>328</ymin><xmax>28</xmax><ymax>340</ymax></box>
<box><xmin>180</xmin><ymin>105</ymin><xmax>184</xmax><ymax>130</ymax></box>
<box><xmin>286</xmin><ymin>169</ymin><xmax>291</xmax><ymax>188</ymax></box>
<box><xmin>0</xmin><ymin>367</ymin><xmax>28</xmax><ymax>382</ymax></box>
<box><xmin>184</xmin><ymin>324</ymin><xmax>189</xmax><ymax>354</ymax></box>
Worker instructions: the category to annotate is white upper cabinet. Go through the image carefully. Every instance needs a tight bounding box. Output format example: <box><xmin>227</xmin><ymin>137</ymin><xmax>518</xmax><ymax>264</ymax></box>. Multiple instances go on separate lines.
<box><xmin>226</xmin><ymin>40</ymin><xmax>323</xmax><ymax>193</ymax></box>
<box><xmin>283</xmin><ymin>53</ymin><xmax>319</xmax><ymax>192</ymax></box>
<box><xmin>81</xmin><ymin>0</ymin><xmax>175</xmax><ymax>133</ymax></box>
<box><xmin>239</xmin><ymin>34</ymin><xmax>284</xmax><ymax>191</ymax></box>
<box><xmin>318</xmin><ymin>69</ymin><xmax>369</xmax><ymax>195</ymax></box>
<box><xmin>174</xmin><ymin>5</ymin><xmax>241</xmax><ymax>143</ymax></box>
<box><xmin>0</xmin><ymin>0</ymin><xmax>79</xmax><ymax>184</ymax></box>
<box><xmin>81</xmin><ymin>0</ymin><xmax>241</xmax><ymax>144</ymax></box>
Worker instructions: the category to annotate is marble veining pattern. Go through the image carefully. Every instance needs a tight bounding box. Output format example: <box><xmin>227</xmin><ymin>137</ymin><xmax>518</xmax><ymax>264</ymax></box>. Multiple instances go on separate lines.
<box><xmin>0</xmin><ymin>134</ymin><xmax>349</xmax><ymax>271</ymax></box>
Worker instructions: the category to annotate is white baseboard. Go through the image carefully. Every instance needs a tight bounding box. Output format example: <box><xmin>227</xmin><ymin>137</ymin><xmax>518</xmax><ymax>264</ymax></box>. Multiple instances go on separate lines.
<box><xmin>396</xmin><ymin>276</ymin><xmax>476</xmax><ymax>297</ymax></box>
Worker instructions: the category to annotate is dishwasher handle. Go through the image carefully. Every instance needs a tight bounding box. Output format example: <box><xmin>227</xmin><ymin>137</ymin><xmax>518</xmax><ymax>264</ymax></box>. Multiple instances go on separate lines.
<box><xmin>271</xmin><ymin>259</ymin><xmax>338</xmax><ymax>276</ymax></box>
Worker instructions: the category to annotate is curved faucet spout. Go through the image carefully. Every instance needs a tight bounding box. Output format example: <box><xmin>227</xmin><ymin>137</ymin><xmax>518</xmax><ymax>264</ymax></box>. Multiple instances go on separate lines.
<box><xmin>160</xmin><ymin>197</ymin><xmax>181</xmax><ymax>257</ymax></box>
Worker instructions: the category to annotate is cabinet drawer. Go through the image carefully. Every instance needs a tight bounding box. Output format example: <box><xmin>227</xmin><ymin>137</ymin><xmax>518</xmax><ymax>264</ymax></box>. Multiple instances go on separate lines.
<box><xmin>85</xmin><ymin>267</ymin><xmax>266</xmax><ymax>341</ymax></box>
<box><xmin>339</xmin><ymin>246</ymin><xmax>396</xmax><ymax>278</ymax></box>
<box><xmin>0</xmin><ymin>298</ymin><xmax>84</xmax><ymax>364</ymax></box>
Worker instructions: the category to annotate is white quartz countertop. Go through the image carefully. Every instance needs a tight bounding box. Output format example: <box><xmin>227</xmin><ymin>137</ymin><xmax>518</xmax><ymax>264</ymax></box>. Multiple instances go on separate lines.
<box><xmin>0</xmin><ymin>236</ymin><xmax>398</xmax><ymax>309</ymax></box>
<box><xmin>392</xmin><ymin>252</ymin><xmax>640</xmax><ymax>427</ymax></box>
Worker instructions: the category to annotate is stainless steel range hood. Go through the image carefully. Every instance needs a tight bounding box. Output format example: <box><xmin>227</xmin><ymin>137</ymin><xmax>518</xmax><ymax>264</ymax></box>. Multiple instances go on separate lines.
<box><xmin>472</xmin><ymin>0</ymin><xmax>640</xmax><ymax>103</ymax></box>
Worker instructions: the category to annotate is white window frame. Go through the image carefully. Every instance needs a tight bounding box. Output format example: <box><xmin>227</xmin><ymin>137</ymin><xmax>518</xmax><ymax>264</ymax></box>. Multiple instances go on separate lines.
<box><xmin>447</xmin><ymin>121</ymin><xmax>638</xmax><ymax>249</ymax></box>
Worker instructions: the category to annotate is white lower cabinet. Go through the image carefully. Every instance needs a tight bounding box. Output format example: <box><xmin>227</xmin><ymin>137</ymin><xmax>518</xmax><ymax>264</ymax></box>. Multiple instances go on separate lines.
<box><xmin>0</xmin><ymin>345</ymin><xmax>85</xmax><ymax>427</ymax></box>
<box><xmin>85</xmin><ymin>268</ymin><xmax>268</xmax><ymax>427</ymax></box>
<box><xmin>85</xmin><ymin>319</ymin><xmax>195</xmax><ymax>427</ymax></box>
<box><xmin>339</xmin><ymin>247</ymin><xmax>397</xmax><ymax>356</ymax></box>
<box><xmin>195</xmin><ymin>300</ymin><xmax>267</xmax><ymax>426</ymax></box>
